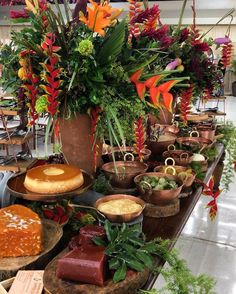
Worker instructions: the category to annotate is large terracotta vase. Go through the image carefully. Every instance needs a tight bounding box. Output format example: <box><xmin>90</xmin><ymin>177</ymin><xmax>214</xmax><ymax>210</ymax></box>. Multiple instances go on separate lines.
<box><xmin>59</xmin><ymin>113</ymin><xmax>103</xmax><ymax>175</ymax></box>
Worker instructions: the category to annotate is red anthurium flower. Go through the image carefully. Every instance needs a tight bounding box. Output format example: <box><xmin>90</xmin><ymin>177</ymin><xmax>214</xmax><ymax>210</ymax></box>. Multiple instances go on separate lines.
<box><xmin>130</xmin><ymin>68</ymin><xmax>144</xmax><ymax>83</ymax></box>
<box><xmin>135</xmin><ymin>82</ymin><xmax>146</xmax><ymax>100</ymax></box>
<box><xmin>149</xmin><ymin>87</ymin><xmax>160</xmax><ymax>107</ymax></box>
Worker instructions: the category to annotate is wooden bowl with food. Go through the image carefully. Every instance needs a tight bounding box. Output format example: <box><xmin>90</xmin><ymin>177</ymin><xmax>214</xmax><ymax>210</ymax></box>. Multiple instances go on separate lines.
<box><xmin>94</xmin><ymin>194</ymin><xmax>145</xmax><ymax>223</ymax></box>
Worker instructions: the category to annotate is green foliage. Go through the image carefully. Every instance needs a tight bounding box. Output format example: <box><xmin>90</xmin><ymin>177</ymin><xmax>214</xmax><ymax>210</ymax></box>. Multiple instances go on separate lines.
<box><xmin>92</xmin><ymin>173</ymin><xmax>109</xmax><ymax>194</ymax></box>
<box><xmin>97</xmin><ymin>20</ymin><xmax>126</xmax><ymax>65</ymax></box>
<box><xmin>139</xmin><ymin>238</ymin><xmax>216</xmax><ymax>294</ymax></box>
<box><xmin>190</xmin><ymin>161</ymin><xmax>205</xmax><ymax>181</ymax></box>
<box><xmin>217</xmin><ymin>121</ymin><xmax>236</xmax><ymax>191</ymax></box>
<box><xmin>202</xmin><ymin>146</ymin><xmax>218</xmax><ymax>162</ymax></box>
<box><xmin>93</xmin><ymin>221</ymin><xmax>216</xmax><ymax>294</ymax></box>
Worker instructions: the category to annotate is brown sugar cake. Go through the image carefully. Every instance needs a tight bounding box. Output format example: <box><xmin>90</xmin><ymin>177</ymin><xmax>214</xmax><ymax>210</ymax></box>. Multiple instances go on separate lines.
<box><xmin>0</xmin><ymin>205</ymin><xmax>42</xmax><ymax>257</ymax></box>
<box><xmin>24</xmin><ymin>164</ymin><xmax>84</xmax><ymax>194</ymax></box>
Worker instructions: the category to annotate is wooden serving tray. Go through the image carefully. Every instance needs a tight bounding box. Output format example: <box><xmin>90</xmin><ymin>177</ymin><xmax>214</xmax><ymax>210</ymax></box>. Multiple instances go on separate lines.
<box><xmin>0</xmin><ymin>219</ymin><xmax>63</xmax><ymax>281</ymax></box>
<box><xmin>43</xmin><ymin>248</ymin><xmax>149</xmax><ymax>294</ymax></box>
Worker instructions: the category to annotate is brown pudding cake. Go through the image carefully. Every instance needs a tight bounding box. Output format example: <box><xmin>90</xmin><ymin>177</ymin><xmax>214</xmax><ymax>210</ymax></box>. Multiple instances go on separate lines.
<box><xmin>24</xmin><ymin>164</ymin><xmax>84</xmax><ymax>194</ymax></box>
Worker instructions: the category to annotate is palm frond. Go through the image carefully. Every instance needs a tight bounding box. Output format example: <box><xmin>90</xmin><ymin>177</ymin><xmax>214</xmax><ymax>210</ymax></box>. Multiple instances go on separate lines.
<box><xmin>97</xmin><ymin>20</ymin><xmax>126</xmax><ymax>65</ymax></box>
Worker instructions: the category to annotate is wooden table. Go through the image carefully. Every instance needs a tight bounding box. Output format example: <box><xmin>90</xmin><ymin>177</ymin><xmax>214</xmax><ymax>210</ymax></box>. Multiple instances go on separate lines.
<box><xmin>143</xmin><ymin>144</ymin><xmax>225</xmax><ymax>290</ymax></box>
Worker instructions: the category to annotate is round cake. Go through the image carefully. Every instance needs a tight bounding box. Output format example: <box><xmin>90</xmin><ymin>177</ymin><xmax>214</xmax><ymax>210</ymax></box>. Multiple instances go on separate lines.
<box><xmin>24</xmin><ymin>164</ymin><xmax>84</xmax><ymax>194</ymax></box>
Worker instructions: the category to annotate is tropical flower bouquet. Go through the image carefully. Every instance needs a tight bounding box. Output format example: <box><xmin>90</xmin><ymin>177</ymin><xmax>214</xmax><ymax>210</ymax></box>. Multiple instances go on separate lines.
<box><xmin>0</xmin><ymin>0</ymin><xmax>190</xmax><ymax>170</ymax></box>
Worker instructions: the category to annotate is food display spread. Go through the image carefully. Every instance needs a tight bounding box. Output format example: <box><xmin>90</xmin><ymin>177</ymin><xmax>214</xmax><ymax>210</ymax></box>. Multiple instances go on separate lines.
<box><xmin>0</xmin><ymin>205</ymin><xmax>42</xmax><ymax>257</ymax></box>
<box><xmin>24</xmin><ymin>164</ymin><xmax>84</xmax><ymax>194</ymax></box>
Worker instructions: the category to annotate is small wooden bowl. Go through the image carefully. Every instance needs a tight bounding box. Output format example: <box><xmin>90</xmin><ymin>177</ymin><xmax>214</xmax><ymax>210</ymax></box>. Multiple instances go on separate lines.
<box><xmin>134</xmin><ymin>172</ymin><xmax>183</xmax><ymax>206</ymax></box>
<box><xmin>94</xmin><ymin>194</ymin><xmax>145</xmax><ymax>223</ymax></box>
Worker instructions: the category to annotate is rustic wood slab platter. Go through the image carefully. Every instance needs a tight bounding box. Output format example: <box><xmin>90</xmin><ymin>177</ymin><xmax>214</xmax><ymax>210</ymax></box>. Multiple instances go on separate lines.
<box><xmin>7</xmin><ymin>171</ymin><xmax>93</xmax><ymax>201</ymax></box>
<box><xmin>44</xmin><ymin>248</ymin><xmax>149</xmax><ymax>294</ymax></box>
<box><xmin>0</xmin><ymin>219</ymin><xmax>63</xmax><ymax>281</ymax></box>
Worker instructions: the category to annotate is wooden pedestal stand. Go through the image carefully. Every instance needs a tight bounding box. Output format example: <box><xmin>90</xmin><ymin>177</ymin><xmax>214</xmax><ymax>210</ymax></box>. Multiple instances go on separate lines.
<box><xmin>144</xmin><ymin>198</ymin><xmax>180</xmax><ymax>218</ymax></box>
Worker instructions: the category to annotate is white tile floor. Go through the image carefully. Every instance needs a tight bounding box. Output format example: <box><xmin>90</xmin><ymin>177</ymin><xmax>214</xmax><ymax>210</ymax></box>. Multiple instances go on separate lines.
<box><xmin>154</xmin><ymin>96</ymin><xmax>236</xmax><ymax>293</ymax></box>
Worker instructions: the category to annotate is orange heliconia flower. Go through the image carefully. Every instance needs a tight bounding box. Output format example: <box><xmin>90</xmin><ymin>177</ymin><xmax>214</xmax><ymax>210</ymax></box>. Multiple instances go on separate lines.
<box><xmin>80</xmin><ymin>0</ymin><xmax>122</xmax><ymax>36</ymax></box>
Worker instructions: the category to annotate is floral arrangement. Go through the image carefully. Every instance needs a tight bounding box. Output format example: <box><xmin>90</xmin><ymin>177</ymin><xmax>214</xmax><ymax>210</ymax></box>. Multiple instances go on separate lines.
<box><xmin>0</xmin><ymin>0</ymin><xmax>189</xmax><ymax>150</ymax></box>
<box><xmin>0</xmin><ymin>0</ymin><xmax>233</xmax><ymax>154</ymax></box>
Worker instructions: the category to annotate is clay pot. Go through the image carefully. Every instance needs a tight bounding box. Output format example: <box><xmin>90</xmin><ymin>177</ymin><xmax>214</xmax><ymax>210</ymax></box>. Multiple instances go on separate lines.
<box><xmin>59</xmin><ymin>113</ymin><xmax>102</xmax><ymax>174</ymax></box>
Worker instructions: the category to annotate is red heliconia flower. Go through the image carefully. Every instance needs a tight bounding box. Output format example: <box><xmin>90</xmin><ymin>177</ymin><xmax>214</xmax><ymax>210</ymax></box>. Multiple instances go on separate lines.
<box><xmin>128</xmin><ymin>0</ymin><xmax>142</xmax><ymax>44</ymax></box>
<box><xmin>22</xmin><ymin>72</ymin><xmax>40</xmax><ymax>125</ymax></box>
<box><xmin>180</xmin><ymin>85</ymin><xmax>193</xmax><ymax>124</ymax></box>
<box><xmin>221</xmin><ymin>43</ymin><xmax>233</xmax><ymax>68</ymax></box>
<box><xmin>194</xmin><ymin>42</ymin><xmax>210</xmax><ymax>52</ymax></box>
<box><xmin>10</xmin><ymin>9</ymin><xmax>29</xmax><ymax>19</ymax></box>
<box><xmin>133</xmin><ymin>117</ymin><xmax>146</xmax><ymax>161</ymax></box>
<box><xmin>89</xmin><ymin>106</ymin><xmax>102</xmax><ymax>170</ymax></box>
<box><xmin>203</xmin><ymin>177</ymin><xmax>222</xmax><ymax>221</ymax></box>
<box><xmin>40</xmin><ymin>33</ymin><xmax>62</xmax><ymax>117</ymax></box>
